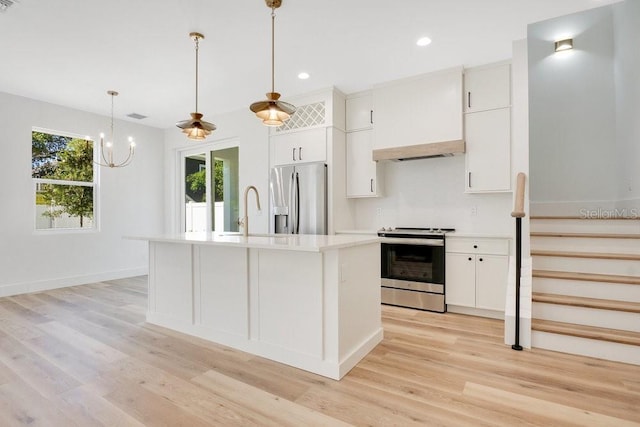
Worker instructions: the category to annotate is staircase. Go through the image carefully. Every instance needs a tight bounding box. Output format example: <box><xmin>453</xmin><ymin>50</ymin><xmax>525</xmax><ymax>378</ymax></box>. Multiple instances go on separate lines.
<box><xmin>530</xmin><ymin>216</ymin><xmax>640</xmax><ymax>365</ymax></box>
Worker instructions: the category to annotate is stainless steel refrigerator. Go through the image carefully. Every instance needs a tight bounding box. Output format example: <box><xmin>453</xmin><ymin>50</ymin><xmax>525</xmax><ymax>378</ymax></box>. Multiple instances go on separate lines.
<box><xmin>269</xmin><ymin>162</ymin><xmax>327</xmax><ymax>235</ymax></box>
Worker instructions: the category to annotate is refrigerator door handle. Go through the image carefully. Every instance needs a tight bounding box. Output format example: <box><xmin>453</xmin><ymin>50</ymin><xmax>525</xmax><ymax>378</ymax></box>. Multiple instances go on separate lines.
<box><xmin>294</xmin><ymin>172</ymin><xmax>300</xmax><ymax>234</ymax></box>
<box><xmin>288</xmin><ymin>171</ymin><xmax>295</xmax><ymax>234</ymax></box>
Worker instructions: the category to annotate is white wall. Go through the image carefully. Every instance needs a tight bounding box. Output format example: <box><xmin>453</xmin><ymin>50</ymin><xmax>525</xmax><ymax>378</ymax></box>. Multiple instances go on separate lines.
<box><xmin>0</xmin><ymin>91</ymin><xmax>164</xmax><ymax>296</ymax></box>
<box><xmin>352</xmin><ymin>156</ymin><xmax>513</xmax><ymax>235</ymax></box>
<box><xmin>613</xmin><ymin>0</ymin><xmax>640</xmax><ymax>208</ymax></box>
<box><xmin>164</xmin><ymin>108</ymin><xmax>269</xmax><ymax>235</ymax></box>
<box><xmin>528</xmin><ymin>5</ymin><xmax>618</xmax><ymax>211</ymax></box>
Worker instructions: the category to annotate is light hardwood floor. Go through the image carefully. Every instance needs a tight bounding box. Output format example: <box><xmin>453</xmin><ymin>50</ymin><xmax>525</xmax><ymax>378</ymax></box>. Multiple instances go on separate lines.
<box><xmin>0</xmin><ymin>276</ymin><xmax>638</xmax><ymax>426</ymax></box>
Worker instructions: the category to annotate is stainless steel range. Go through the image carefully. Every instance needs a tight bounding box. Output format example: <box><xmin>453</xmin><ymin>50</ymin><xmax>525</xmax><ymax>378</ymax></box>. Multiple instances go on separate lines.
<box><xmin>378</xmin><ymin>227</ymin><xmax>454</xmax><ymax>312</ymax></box>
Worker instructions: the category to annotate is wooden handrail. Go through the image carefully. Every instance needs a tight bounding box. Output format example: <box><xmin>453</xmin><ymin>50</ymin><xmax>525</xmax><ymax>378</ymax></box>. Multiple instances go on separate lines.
<box><xmin>511</xmin><ymin>172</ymin><xmax>526</xmax><ymax>218</ymax></box>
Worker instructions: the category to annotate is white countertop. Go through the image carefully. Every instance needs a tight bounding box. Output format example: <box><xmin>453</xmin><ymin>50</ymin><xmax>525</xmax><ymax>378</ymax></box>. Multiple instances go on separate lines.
<box><xmin>129</xmin><ymin>232</ymin><xmax>381</xmax><ymax>252</ymax></box>
<box><xmin>447</xmin><ymin>232</ymin><xmax>513</xmax><ymax>239</ymax></box>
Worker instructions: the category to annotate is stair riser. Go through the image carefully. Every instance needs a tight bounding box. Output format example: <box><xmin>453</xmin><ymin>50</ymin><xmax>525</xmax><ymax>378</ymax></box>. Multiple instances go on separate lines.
<box><xmin>533</xmin><ymin>256</ymin><xmax>640</xmax><ymax>276</ymax></box>
<box><xmin>532</xmin><ymin>303</ymin><xmax>640</xmax><ymax>332</ymax></box>
<box><xmin>531</xmin><ymin>236</ymin><xmax>640</xmax><ymax>254</ymax></box>
<box><xmin>533</xmin><ymin>278</ymin><xmax>640</xmax><ymax>303</ymax></box>
<box><xmin>532</xmin><ymin>331</ymin><xmax>640</xmax><ymax>366</ymax></box>
<box><xmin>531</xmin><ymin>219</ymin><xmax>640</xmax><ymax>234</ymax></box>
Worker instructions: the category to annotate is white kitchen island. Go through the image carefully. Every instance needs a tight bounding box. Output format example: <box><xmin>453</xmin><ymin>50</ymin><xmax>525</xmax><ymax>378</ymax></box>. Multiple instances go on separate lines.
<box><xmin>133</xmin><ymin>233</ymin><xmax>382</xmax><ymax>380</ymax></box>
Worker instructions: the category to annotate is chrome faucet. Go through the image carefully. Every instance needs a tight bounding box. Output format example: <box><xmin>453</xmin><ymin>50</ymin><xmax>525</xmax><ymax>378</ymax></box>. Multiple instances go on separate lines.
<box><xmin>239</xmin><ymin>185</ymin><xmax>261</xmax><ymax>237</ymax></box>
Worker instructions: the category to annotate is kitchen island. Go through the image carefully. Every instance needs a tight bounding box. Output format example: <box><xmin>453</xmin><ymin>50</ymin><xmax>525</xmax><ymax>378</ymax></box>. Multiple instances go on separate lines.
<box><xmin>132</xmin><ymin>233</ymin><xmax>382</xmax><ymax>380</ymax></box>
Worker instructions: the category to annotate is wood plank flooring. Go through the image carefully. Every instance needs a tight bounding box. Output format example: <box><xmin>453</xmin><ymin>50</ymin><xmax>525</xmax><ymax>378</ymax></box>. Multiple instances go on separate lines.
<box><xmin>0</xmin><ymin>276</ymin><xmax>638</xmax><ymax>426</ymax></box>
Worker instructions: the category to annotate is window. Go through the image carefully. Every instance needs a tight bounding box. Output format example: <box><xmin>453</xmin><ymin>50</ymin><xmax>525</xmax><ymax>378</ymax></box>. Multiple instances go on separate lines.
<box><xmin>32</xmin><ymin>129</ymin><xmax>96</xmax><ymax>230</ymax></box>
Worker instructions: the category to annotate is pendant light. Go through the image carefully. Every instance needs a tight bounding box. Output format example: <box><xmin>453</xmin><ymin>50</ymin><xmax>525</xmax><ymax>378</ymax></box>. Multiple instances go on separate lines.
<box><xmin>249</xmin><ymin>0</ymin><xmax>296</xmax><ymax>127</ymax></box>
<box><xmin>96</xmin><ymin>90</ymin><xmax>135</xmax><ymax>168</ymax></box>
<box><xmin>176</xmin><ymin>32</ymin><xmax>216</xmax><ymax>140</ymax></box>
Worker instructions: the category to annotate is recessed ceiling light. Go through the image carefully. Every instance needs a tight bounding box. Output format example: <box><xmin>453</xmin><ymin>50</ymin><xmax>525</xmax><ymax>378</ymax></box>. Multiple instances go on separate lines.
<box><xmin>298</xmin><ymin>72</ymin><xmax>310</xmax><ymax>80</ymax></box>
<box><xmin>416</xmin><ymin>37</ymin><xmax>432</xmax><ymax>47</ymax></box>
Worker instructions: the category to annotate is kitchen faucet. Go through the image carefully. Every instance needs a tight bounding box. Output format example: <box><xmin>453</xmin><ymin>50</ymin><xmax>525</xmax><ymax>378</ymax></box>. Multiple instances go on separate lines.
<box><xmin>239</xmin><ymin>185</ymin><xmax>261</xmax><ymax>237</ymax></box>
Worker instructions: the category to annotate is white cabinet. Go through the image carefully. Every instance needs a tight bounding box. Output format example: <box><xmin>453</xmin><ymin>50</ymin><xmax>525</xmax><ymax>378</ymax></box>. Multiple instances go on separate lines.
<box><xmin>372</xmin><ymin>67</ymin><xmax>463</xmax><ymax>151</ymax></box>
<box><xmin>464</xmin><ymin>63</ymin><xmax>511</xmax><ymax>112</ymax></box>
<box><xmin>464</xmin><ymin>62</ymin><xmax>511</xmax><ymax>193</ymax></box>
<box><xmin>346</xmin><ymin>93</ymin><xmax>373</xmax><ymax>131</ymax></box>
<box><xmin>446</xmin><ymin>237</ymin><xmax>509</xmax><ymax>312</ymax></box>
<box><xmin>271</xmin><ymin>127</ymin><xmax>327</xmax><ymax>166</ymax></box>
<box><xmin>465</xmin><ymin>108</ymin><xmax>511</xmax><ymax>192</ymax></box>
<box><xmin>346</xmin><ymin>130</ymin><xmax>382</xmax><ymax>197</ymax></box>
<box><xmin>345</xmin><ymin>92</ymin><xmax>382</xmax><ymax>198</ymax></box>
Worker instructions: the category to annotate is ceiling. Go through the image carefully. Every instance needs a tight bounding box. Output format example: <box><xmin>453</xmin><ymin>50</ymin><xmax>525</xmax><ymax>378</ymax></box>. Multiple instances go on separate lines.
<box><xmin>0</xmin><ymin>0</ymin><xmax>619</xmax><ymax>129</ymax></box>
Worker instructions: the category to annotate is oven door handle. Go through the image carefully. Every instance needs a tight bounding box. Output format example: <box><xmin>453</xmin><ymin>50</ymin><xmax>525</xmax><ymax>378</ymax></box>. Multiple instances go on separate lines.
<box><xmin>380</xmin><ymin>237</ymin><xmax>444</xmax><ymax>246</ymax></box>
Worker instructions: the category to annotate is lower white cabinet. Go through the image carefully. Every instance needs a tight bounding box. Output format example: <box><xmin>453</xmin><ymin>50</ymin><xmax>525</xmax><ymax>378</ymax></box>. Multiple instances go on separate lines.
<box><xmin>346</xmin><ymin>129</ymin><xmax>382</xmax><ymax>197</ymax></box>
<box><xmin>446</xmin><ymin>237</ymin><xmax>509</xmax><ymax>311</ymax></box>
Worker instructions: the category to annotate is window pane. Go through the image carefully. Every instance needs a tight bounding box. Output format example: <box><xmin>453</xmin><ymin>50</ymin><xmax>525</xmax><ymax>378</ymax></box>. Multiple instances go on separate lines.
<box><xmin>35</xmin><ymin>183</ymin><xmax>94</xmax><ymax>229</ymax></box>
<box><xmin>185</xmin><ymin>153</ymin><xmax>207</xmax><ymax>232</ymax></box>
<box><xmin>32</xmin><ymin>131</ymin><xmax>93</xmax><ymax>182</ymax></box>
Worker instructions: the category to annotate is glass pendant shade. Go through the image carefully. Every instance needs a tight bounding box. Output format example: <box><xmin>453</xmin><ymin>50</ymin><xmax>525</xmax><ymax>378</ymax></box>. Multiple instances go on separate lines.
<box><xmin>176</xmin><ymin>112</ymin><xmax>216</xmax><ymax>140</ymax></box>
<box><xmin>250</xmin><ymin>92</ymin><xmax>295</xmax><ymax>127</ymax></box>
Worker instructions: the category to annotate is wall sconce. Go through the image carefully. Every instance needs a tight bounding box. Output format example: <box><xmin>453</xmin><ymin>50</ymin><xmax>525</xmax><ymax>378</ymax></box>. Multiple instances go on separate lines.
<box><xmin>554</xmin><ymin>38</ymin><xmax>573</xmax><ymax>52</ymax></box>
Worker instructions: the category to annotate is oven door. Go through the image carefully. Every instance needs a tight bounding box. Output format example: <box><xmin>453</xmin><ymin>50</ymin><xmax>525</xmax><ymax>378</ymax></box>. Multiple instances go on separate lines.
<box><xmin>380</xmin><ymin>239</ymin><xmax>445</xmax><ymax>293</ymax></box>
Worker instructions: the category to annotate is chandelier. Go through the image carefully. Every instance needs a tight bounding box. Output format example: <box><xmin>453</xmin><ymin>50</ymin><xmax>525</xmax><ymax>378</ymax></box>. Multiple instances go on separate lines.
<box><xmin>249</xmin><ymin>0</ymin><xmax>296</xmax><ymax>127</ymax></box>
<box><xmin>176</xmin><ymin>32</ymin><xmax>216</xmax><ymax>140</ymax></box>
<box><xmin>96</xmin><ymin>90</ymin><xmax>135</xmax><ymax>168</ymax></box>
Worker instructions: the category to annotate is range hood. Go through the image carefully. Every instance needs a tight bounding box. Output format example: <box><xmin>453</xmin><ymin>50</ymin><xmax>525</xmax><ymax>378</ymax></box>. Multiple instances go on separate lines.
<box><xmin>372</xmin><ymin>140</ymin><xmax>465</xmax><ymax>162</ymax></box>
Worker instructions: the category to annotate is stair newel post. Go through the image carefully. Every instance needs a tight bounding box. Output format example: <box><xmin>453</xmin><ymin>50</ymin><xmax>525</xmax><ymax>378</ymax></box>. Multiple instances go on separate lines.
<box><xmin>511</xmin><ymin>172</ymin><xmax>526</xmax><ymax>351</ymax></box>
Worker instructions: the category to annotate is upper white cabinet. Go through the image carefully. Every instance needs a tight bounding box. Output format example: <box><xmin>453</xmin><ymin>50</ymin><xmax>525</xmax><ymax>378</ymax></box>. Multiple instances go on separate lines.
<box><xmin>465</xmin><ymin>108</ymin><xmax>511</xmax><ymax>192</ymax></box>
<box><xmin>346</xmin><ymin>130</ymin><xmax>382</xmax><ymax>197</ymax></box>
<box><xmin>464</xmin><ymin>62</ymin><xmax>512</xmax><ymax>193</ymax></box>
<box><xmin>271</xmin><ymin>127</ymin><xmax>327</xmax><ymax>166</ymax></box>
<box><xmin>345</xmin><ymin>92</ymin><xmax>382</xmax><ymax>198</ymax></box>
<box><xmin>346</xmin><ymin>93</ymin><xmax>374</xmax><ymax>131</ymax></box>
<box><xmin>464</xmin><ymin>63</ymin><xmax>511</xmax><ymax>112</ymax></box>
<box><xmin>372</xmin><ymin>67</ymin><xmax>463</xmax><ymax>151</ymax></box>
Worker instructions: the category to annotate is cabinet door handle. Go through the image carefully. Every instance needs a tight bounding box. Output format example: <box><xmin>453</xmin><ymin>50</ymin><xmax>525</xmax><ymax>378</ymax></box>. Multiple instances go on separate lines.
<box><xmin>468</xmin><ymin>91</ymin><xmax>471</xmax><ymax>109</ymax></box>
<box><xmin>468</xmin><ymin>172</ymin><xmax>472</xmax><ymax>188</ymax></box>
<box><xmin>370</xmin><ymin>110</ymin><xmax>374</xmax><ymax>124</ymax></box>
<box><xmin>370</xmin><ymin>178</ymin><xmax>374</xmax><ymax>193</ymax></box>
<box><xmin>479</xmin><ymin>258</ymin><xmax>483</xmax><ymax>262</ymax></box>
<box><xmin>299</xmin><ymin>146</ymin><xmax>303</xmax><ymax>161</ymax></box>
<box><xmin>468</xmin><ymin>257</ymin><xmax>472</xmax><ymax>261</ymax></box>
<box><xmin>473</xmin><ymin>245</ymin><xmax>478</xmax><ymax>249</ymax></box>
<box><xmin>292</xmin><ymin>147</ymin><xmax>297</xmax><ymax>161</ymax></box>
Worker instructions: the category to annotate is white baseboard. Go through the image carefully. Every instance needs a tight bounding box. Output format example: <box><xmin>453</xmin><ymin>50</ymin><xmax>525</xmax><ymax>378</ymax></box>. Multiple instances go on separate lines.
<box><xmin>0</xmin><ymin>267</ymin><xmax>148</xmax><ymax>298</ymax></box>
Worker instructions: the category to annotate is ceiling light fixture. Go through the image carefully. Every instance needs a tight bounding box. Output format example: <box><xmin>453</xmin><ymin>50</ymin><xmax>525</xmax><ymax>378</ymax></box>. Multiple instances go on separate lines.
<box><xmin>416</xmin><ymin>36</ymin><xmax>432</xmax><ymax>47</ymax></box>
<box><xmin>298</xmin><ymin>72</ymin><xmax>310</xmax><ymax>80</ymax></box>
<box><xmin>96</xmin><ymin>90</ymin><xmax>135</xmax><ymax>168</ymax></box>
<box><xmin>176</xmin><ymin>32</ymin><xmax>216</xmax><ymax>140</ymax></box>
<box><xmin>249</xmin><ymin>0</ymin><xmax>296</xmax><ymax>127</ymax></box>
<box><xmin>554</xmin><ymin>38</ymin><xmax>573</xmax><ymax>52</ymax></box>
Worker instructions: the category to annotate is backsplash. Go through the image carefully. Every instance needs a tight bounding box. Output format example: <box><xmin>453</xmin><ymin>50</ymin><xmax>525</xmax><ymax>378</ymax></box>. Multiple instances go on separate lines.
<box><xmin>352</xmin><ymin>155</ymin><xmax>513</xmax><ymax>234</ymax></box>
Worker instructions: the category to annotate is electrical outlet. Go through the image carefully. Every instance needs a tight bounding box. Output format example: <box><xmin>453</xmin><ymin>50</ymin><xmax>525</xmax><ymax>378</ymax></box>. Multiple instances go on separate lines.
<box><xmin>471</xmin><ymin>206</ymin><xmax>478</xmax><ymax>216</ymax></box>
<box><xmin>376</xmin><ymin>208</ymin><xmax>383</xmax><ymax>217</ymax></box>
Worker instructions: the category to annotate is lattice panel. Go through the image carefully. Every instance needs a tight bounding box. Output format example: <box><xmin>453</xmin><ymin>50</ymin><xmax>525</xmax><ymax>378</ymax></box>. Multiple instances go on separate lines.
<box><xmin>275</xmin><ymin>101</ymin><xmax>325</xmax><ymax>132</ymax></box>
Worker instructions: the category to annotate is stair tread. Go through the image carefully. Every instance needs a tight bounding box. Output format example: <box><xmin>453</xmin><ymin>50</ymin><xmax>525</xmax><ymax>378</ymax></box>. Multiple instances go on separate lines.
<box><xmin>532</xmin><ymin>292</ymin><xmax>640</xmax><ymax>313</ymax></box>
<box><xmin>531</xmin><ymin>231</ymin><xmax>640</xmax><ymax>239</ymax></box>
<box><xmin>531</xmin><ymin>216</ymin><xmax>640</xmax><ymax>220</ymax></box>
<box><xmin>533</xmin><ymin>269</ymin><xmax>640</xmax><ymax>285</ymax></box>
<box><xmin>531</xmin><ymin>319</ymin><xmax>640</xmax><ymax>346</ymax></box>
<box><xmin>531</xmin><ymin>250</ymin><xmax>640</xmax><ymax>261</ymax></box>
